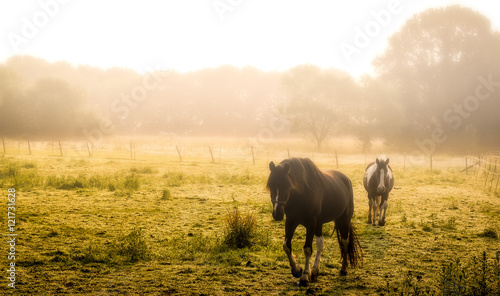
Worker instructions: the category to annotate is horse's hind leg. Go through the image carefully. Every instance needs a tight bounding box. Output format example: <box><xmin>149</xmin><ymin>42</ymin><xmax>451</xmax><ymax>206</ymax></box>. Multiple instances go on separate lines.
<box><xmin>335</xmin><ymin>218</ymin><xmax>351</xmax><ymax>276</ymax></box>
<box><xmin>311</xmin><ymin>224</ymin><xmax>324</xmax><ymax>282</ymax></box>
<box><xmin>367</xmin><ymin>195</ymin><xmax>373</xmax><ymax>224</ymax></box>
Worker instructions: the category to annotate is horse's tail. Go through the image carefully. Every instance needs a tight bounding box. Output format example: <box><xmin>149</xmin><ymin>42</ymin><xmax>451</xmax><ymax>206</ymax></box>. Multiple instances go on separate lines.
<box><xmin>348</xmin><ymin>223</ymin><xmax>362</xmax><ymax>268</ymax></box>
<box><xmin>335</xmin><ymin>177</ymin><xmax>363</xmax><ymax>268</ymax></box>
<box><xmin>335</xmin><ymin>222</ymin><xmax>363</xmax><ymax>269</ymax></box>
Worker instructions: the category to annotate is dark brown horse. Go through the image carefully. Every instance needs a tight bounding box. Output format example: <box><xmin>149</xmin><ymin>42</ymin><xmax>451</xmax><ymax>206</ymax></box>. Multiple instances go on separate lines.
<box><xmin>363</xmin><ymin>157</ymin><xmax>394</xmax><ymax>226</ymax></box>
<box><xmin>267</xmin><ymin>158</ymin><xmax>361</xmax><ymax>286</ymax></box>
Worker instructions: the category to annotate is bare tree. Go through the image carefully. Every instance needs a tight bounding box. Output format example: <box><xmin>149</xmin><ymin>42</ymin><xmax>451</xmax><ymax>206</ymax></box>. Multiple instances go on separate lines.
<box><xmin>283</xmin><ymin>65</ymin><xmax>359</xmax><ymax>151</ymax></box>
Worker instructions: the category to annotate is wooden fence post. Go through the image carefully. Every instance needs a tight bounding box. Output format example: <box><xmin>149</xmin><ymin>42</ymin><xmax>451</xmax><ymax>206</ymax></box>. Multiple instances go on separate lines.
<box><xmin>495</xmin><ymin>158</ymin><xmax>499</xmax><ymax>193</ymax></box>
<box><xmin>475</xmin><ymin>155</ymin><xmax>481</xmax><ymax>179</ymax></box>
<box><xmin>465</xmin><ymin>156</ymin><xmax>468</xmax><ymax>175</ymax></box>
<box><xmin>335</xmin><ymin>150</ymin><xmax>339</xmax><ymax>169</ymax></box>
<box><xmin>430</xmin><ymin>154</ymin><xmax>433</xmax><ymax>171</ymax></box>
<box><xmin>28</xmin><ymin>139</ymin><xmax>32</xmax><ymax>155</ymax></box>
<box><xmin>251</xmin><ymin>146</ymin><xmax>255</xmax><ymax>165</ymax></box>
<box><xmin>176</xmin><ymin>145</ymin><xmax>182</xmax><ymax>162</ymax></box>
<box><xmin>490</xmin><ymin>158</ymin><xmax>498</xmax><ymax>191</ymax></box>
<box><xmin>209</xmin><ymin>146</ymin><xmax>215</xmax><ymax>163</ymax></box>
<box><xmin>58</xmin><ymin>140</ymin><xmax>63</xmax><ymax>157</ymax></box>
<box><xmin>1</xmin><ymin>137</ymin><xmax>5</xmax><ymax>154</ymax></box>
<box><xmin>287</xmin><ymin>148</ymin><xmax>290</xmax><ymax>158</ymax></box>
<box><xmin>86</xmin><ymin>141</ymin><xmax>92</xmax><ymax>157</ymax></box>
<box><xmin>130</xmin><ymin>140</ymin><xmax>134</xmax><ymax>159</ymax></box>
<box><xmin>484</xmin><ymin>157</ymin><xmax>492</xmax><ymax>187</ymax></box>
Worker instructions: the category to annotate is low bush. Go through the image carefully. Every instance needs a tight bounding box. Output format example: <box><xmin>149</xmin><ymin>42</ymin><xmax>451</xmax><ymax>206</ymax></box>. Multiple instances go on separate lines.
<box><xmin>223</xmin><ymin>208</ymin><xmax>257</xmax><ymax>249</ymax></box>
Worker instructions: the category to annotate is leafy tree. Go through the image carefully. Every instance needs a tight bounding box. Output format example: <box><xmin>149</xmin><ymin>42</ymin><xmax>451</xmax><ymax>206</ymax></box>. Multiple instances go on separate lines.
<box><xmin>373</xmin><ymin>5</ymin><xmax>500</xmax><ymax>151</ymax></box>
<box><xmin>0</xmin><ymin>66</ymin><xmax>24</xmax><ymax>138</ymax></box>
<box><xmin>24</xmin><ymin>77</ymin><xmax>101</xmax><ymax>139</ymax></box>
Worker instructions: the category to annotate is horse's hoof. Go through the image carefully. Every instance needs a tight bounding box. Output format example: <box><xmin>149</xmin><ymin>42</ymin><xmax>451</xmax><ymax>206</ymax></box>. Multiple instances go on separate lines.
<box><xmin>297</xmin><ymin>279</ymin><xmax>309</xmax><ymax>287</ymax></box>
<box><xmin>378</xmin><ymin>221</ymin><xmax>386</xmax><ymax>226</ymax></box>
<box><xmin>292</xmin><ymin>267</ymin><xmax>303</xmax><ymax>278</ymax></box>
<box><xmin>339</xmin><ymin>269</ymin><xmax>348</xmax><ymax>276</ymax></box>
<box><xmin>310</xmin><ymin>272</ymin><xmax>319</xmax><ymax>282</ymax></box>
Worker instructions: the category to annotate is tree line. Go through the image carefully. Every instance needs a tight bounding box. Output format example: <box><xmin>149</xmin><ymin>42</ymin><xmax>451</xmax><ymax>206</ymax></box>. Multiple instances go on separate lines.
<box><xmin>1</xmin><ymin>5</ymin><xmax>499</xmax><ymax>153</ymax></box>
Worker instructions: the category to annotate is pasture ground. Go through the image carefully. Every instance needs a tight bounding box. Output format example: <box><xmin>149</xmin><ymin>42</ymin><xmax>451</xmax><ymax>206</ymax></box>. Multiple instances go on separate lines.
<box><xmin>0</xmin><ymin>138</ymin><xmax>499</xmax><ymax>295</ymax></box>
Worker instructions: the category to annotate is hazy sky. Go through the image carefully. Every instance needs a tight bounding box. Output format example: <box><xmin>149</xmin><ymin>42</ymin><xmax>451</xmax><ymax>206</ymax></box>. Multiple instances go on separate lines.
<box><xmin>1</xmin><ymin>0</ymin><xmax>500</xmax><ymax>77</ymax></box>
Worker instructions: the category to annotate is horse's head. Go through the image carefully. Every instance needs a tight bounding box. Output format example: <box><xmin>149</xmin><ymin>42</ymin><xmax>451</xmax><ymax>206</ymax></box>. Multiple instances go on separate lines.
<box><xmin>267</xmin><ymin>161</ymin><xmax>292</xmax><ymax>221</ymax></box>
<box><xmin>375</xmin><ymin>157</ymin><xmax>390</xmax><ymax>193</ymax></box>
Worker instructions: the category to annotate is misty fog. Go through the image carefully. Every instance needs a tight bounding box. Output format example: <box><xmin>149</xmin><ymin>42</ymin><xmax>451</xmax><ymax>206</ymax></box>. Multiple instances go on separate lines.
<box><xmin>1</xmin><ymin>5</ymin><xmax>500</xmax><ymax>154</ymax></box>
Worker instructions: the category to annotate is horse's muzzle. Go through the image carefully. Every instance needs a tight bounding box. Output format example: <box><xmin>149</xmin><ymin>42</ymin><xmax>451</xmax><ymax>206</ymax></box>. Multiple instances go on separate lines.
<box><xmin>272</xmin><ymin>204</ymin><xmax>285</xmax><ymax>221</ymax></box>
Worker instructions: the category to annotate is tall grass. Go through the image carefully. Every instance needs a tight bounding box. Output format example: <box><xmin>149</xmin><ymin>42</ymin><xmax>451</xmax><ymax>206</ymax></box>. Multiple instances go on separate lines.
<box><xmin>73</xmin><ymin>228</ymin><xmax>150</xmax><ymax>264</ymax></box>
<box><xmin>223</xmin><ymin>208</ymin><xmax>257</xmax><ymax>249</ymax></box>
<box><xmin>439</xmin><ymin>251</ymin><xmax>500</xmax><ymax>295</ymax></box>
<box><xmin>0</xmin><ymin>159</ymin><xmax>142</xmax><ymax>193</ymax></box>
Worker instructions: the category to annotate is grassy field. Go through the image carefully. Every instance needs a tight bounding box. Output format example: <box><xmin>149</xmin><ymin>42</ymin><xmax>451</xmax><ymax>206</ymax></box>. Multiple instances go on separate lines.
<box><xmin>0</xmin><ymin>140</ymin><xmax>499</xmax><ymax>295</ymax></box>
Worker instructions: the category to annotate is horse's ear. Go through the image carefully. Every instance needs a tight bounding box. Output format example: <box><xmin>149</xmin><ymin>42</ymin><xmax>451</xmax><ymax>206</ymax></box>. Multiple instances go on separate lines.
<box><xmin>269</xmin><ymin>161</ymin><xmax>276</xmax><ymax>171</ymax></box>
<box><xmin>386</xmin><ymin>158</ymin><xmax>390</xmax><ymax>165</ymax></box>
<box><xmin>376</xmin><ymin>158</ymin><xmax>380</xmax><ymax>166</ymax></box>
<box><xmin>283</xmin><ymin>163</ymin><xmax>290</xmax><ymax>174</ymax></box>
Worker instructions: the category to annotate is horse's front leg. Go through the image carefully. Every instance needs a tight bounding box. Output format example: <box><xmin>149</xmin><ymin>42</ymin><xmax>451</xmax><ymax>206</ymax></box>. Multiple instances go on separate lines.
<box><xmin>299</xmin><ymin>221</ymin><xmax>316</xmax><ymax>286</ymax></box>
<box><xmin>372</xmin><ymin>196</ymin><xmax>380</xmax><ymax>226</ymax></box>
<box><xmin>367</xmin><ymin>195</ymin><xmax>373</xmax><ymax>224</ymax></box>
<box><xmin>283</xmin><ymin>219</ymin><xmax>302</xmax><ymax>278</ymax></box>
<box><xmin>378</xmin><ymin>194</ymin><xmax>389</xmax><ymax>226</ymax></box>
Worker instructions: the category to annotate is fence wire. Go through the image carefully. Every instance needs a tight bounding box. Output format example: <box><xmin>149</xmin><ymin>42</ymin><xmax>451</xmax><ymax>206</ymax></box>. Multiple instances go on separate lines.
<box><xmin>466</xmin><ymin>155</ymin><xmax>500</xmax><ymax>193</ymax></box>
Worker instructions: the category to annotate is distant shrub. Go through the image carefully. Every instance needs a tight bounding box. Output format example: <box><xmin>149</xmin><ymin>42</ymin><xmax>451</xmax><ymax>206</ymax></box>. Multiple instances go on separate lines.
<box><xmin>13</xmin><ymin>171</ymin><xmax>44</xmax><ymax>191</ymax></box>
<box><xmin>73</xmin><ymin>228</ymin><xmax>150</xmax><ymax>264</ymax></box>
<box><xmin>73</xmin><ymin>242</ymin><xmax>108</xmax><ymax>264</ymax></box>
<box><xmin>46</xmin><ymin>175</ymin><xmax>84</xmax><ymax>190</ymax></box>
<box><xmin>223</xmin><ymin>208</ymin><xmax>257</xmax><ymax>249</ymax></box>
<box><xmin>479</xmin><ymin>228</ymin><xmax>498</xmax><ymax>239</ymax></box>
<box><xmin>123</xmin><ymin>173</ymin><xmax>140</xmax><ymax>191</ymax></box>
<box><xmin>108</xmin><ymin>183</ymin><xmax>116</xmax><ymax>192</ymax></box>
<box><xmin>442</xmin><ymin>216</ymin><xmax>457</xmax><ymax>230</ymax></box>
<box><xmin>167</xmin><ymin>232</ymin><xmax>217</xmax><ymax>261</ymax></box>
<box><xmin>3</xmin><ymin>161</ymin><xmax>19</xmax><ymax>177</ymax></box>
<box><xmin>161</xmin><ymin>189</ymin><xmax>171</xmax><ymax>200</ymax></box>
<box><xmin>216</xmin><ymin>169</ymin><xmax>261</xmax><ymax>185</ymax></box>
<box><xmin>23</xmin><ymin>161</ymin><xmax>37</xmax><ymax>169</ymax></box>
<box><xmin>115</xmin><ymin>228</ymin><xmax>150</xmax><ymax>262</ymax></box>
<box><xmin>130</xmin><ymin>166</ymin><xmax>157</xmax><ymax>174</ymax></box>
<box><xmin>163</xmin><ymin>171</ymin><xmax>186</xmax><ymax>187</ymax></box>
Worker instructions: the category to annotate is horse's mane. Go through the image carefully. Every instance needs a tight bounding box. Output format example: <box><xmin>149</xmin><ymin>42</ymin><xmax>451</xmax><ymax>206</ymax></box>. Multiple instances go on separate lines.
<box><xmin>280</xmin><ymin>158</ymin><xmax>325</xmax><ymax>194</ymax></box>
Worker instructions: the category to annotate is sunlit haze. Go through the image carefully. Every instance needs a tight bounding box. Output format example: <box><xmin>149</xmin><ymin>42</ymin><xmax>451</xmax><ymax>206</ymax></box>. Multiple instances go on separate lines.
<box><xmin>2</xmin><ymin>0</ymin><xmax>500</xmax><ymax>77</ymax></box>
